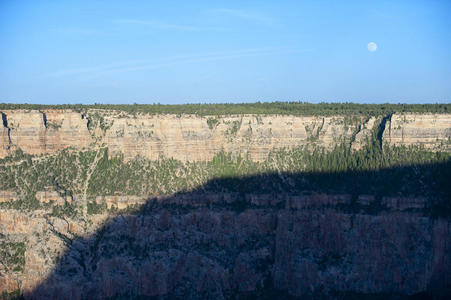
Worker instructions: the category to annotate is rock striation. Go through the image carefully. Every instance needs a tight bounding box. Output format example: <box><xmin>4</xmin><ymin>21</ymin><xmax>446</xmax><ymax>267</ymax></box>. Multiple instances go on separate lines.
<box><xmin>1</xmin><ymin>110</ymin><xmax>91</xmax><ymax>156</ymax></box>
<box><xmin>1</xmin><ymin>110</ymin><xmax>450</xmax><ymax>161</ymax></box>
<box><xmin>383</xmin><ymin>113</ymin><xmax>451</xmax><ymax>150</ymax></box>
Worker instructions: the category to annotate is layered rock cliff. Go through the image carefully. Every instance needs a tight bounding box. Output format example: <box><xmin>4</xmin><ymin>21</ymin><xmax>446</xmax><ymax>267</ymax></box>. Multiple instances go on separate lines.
<box><xmin>1</xmin><ymin>110</ymin><xmax>450</xmax><ymax>161</ymax></box>
<box><xmin>383</xmin><ymin>113</ymin><xmax>451</xmax><ymax>150</ymax></box>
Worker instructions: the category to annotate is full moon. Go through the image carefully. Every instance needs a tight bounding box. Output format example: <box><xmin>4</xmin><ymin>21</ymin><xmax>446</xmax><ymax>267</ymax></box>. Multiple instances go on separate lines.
<box><xmin>368</xmin><ymin>42</ymin><xmax>377</xmax><ymax>52</ymax></box>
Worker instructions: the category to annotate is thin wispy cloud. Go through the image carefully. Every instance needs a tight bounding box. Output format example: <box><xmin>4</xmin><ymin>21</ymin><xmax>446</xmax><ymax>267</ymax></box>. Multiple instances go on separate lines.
<box><xmin>98</xmin><ymin>48</ymin><xmax>284</xmax><ymax>75</ymax></box>
<box><xmin>207</xmin><ymin>8</ymin><xmax>274</xmax><ymax>24</ymax></box>
<box><xmin>45</xmin><ymin>59</ymin><xmax>151</xmax><ymax>78</ymax></box>
<box><xmin>46</xmin><ymin>47</ymin><xmax>304</xmax><ymax>80</ymax></box>
<box><xmin>114</xmin><ymin>19</ymin><xmax>203</xmax><ymax>31</ymax></box>
<box><xmin>54</xmin><ymin>27</ymin><xmax>106</xmax><ymax>36</ymax></box>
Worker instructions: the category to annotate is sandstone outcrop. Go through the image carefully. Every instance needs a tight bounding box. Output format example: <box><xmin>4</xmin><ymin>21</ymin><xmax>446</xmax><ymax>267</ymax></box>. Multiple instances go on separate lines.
<box><xmin>102</xmin><ymin>114</ymin><xmax>358</xmax><ymax>161</ymax></box>
<box><xmin>0</xmin><ymin>190</ymin><xmax>18</xmax><ymax>203</ymax></box>
<box><xmin>1</xmin><ymin>110</ymin><xmax>92</xmax><ymax>156</ymax></box>
<box><xmin>1</xmin><ymin>110</ymin><xmax>450</xmax><ymax>161</ymax></box>
<box><xmin>383</xmin><ymin>113</ymin><xmax>451</xmax><ymax>150</ymax></box>
<box><xmin>35</xmin><ymin>191</ymin><xmax>71</xmax><ymax>206</ymax></box>
<box><xmin>351</xmin><ymin>117</ymin><xmax>376</xmax><ymax>151</ymax></box>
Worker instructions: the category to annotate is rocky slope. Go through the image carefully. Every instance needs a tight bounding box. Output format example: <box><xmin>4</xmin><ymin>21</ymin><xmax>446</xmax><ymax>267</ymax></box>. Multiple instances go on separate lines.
<box><xmin>1</xmin><ymin>190</ymin><xmax>450</xmax><ymax>299</ymax></box>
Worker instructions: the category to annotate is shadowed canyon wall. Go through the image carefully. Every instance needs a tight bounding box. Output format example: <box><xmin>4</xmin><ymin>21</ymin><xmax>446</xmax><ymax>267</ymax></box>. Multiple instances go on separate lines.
<box><xmin>2</xmin><ymin>167</ymin><xmax>450</xmax><ymax>299</ymax></box>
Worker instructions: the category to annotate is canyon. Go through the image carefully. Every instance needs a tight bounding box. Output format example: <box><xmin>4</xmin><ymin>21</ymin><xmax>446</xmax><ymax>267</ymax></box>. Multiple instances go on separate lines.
<box><xmin>0</xmin><ymin>108</ymin><xmax>450</xmax><ymax>299</ymax></box>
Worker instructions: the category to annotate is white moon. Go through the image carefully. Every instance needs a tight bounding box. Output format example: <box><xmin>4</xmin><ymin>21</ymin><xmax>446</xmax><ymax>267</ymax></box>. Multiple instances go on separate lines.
<box><xmin>368</xmin><ymin>42</ymin><xmax>377</xmax><ymax>52</ymax></box>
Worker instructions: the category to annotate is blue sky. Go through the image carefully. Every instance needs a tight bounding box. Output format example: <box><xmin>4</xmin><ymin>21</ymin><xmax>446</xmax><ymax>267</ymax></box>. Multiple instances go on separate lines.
<box><xmin>1</xmin><ymin>0</ymin><xmax>450</xmax><ymax>104</ymax></box>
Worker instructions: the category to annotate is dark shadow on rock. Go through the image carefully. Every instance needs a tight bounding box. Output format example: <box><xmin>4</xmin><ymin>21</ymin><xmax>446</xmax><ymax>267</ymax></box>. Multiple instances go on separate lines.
<box><xmin>28</xmin><ymin>161</ymin><xmax>451</xmax><ymax>299</ymax></box>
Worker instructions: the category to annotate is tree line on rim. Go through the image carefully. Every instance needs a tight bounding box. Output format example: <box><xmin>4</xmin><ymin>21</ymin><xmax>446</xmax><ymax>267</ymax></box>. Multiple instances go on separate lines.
<box><xmin>0</xmin><ymin>102</ymin><xmax>449</xmax><ymax>116</ymax></box>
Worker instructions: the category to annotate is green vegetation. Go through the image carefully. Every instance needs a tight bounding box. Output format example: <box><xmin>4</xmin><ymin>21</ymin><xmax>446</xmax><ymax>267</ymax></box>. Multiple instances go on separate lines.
<box><xmin>206</xmin><ymin>117</ymin><xmax>219</xmax><ymax>129</ymax></box>
<box><xmin>1</xmin><ymin>143</ymin><xmax>450</xmax><ymax>208</ymax></box>
<box><xmin>87</xmin><ymin>201</ymin><xmax>107</xmax><ymax>215</ymax></box>
<box><xmin>0</xmin><ymin>237</ymin><xmax>26</xmax><ymax>273</ymax></box>
<box><xmin>0</xmin><ymin>289</ymin><xmax>24</xmax><ymax>300</ymax></box>
<box><xmin>86</xmin><ymin>149</ymin><xmax>204</xmax><ymax>196</ymax></box>
<box><xmin>3</xmin><ymin>142</ymin><xmax>448</xmax><ymax>205</ymax></box>
<box><xmin>305</xmin><ymin>121</ymin><xmax>324</xmax><ymax>143</ymax></box>
<box><xmin>1</xmin><ymin>102</ymin><xmax>449</xmax><ymax>116</ymax></box>
<box><xmin>228</xmin><ymin>119</ymin><xmax>242</xmax><ymax>135</ymax></box>
<box><xmin>46</xmin><ymin>122</ymin><xmax>62</xmax><ymax>130</ymax></box>
<box><xmin>0</xmin><ymin>149</ymin><xmax>95</xmax><ymax>211</ymax></box>
<box><xmin>50</xmin><ymin>202</ymin><xmax>79</xmax><ymax>218</ymax></box>
<box><xmin>85</xmin><ymin>111</ymin><xmax>113</xmax><ymax>132</ymax></box>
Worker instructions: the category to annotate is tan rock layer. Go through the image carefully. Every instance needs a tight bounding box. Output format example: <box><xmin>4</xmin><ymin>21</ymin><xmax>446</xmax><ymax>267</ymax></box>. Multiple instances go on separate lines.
<box><xmin>1</xmin><ymin>190</ymin><xmax>428</xmax><ymax>212</ymax></box>
<box><xmin>0</xmin><ymin>110</ymin><xmax>450</xmax><ymax>161</ymax></box>
<box><xmin>0</xmin><ymin>190</ymin><xmax>18</xmax><ymax>203</ymax></box>
<box><xmin>383</xmin><ymin>113</ymin><xmax>451</xmax><ymax>150</ymax></box>
<box><xmin>1</xmin><ymin>110</ymin><xmax>91</xmax><ymax>156</ymax></box>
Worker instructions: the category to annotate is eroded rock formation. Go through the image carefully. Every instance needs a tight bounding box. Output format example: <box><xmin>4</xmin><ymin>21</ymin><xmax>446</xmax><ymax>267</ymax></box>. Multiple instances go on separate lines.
<box><xmin>1</xmin><ymin>110</ymin><xmax>450</xmax><ymax>161</ymax></box>
<box><xmin>383</xmin><ymin>113</ymin><xmax>451</xmax><ymax>150</ymax></box>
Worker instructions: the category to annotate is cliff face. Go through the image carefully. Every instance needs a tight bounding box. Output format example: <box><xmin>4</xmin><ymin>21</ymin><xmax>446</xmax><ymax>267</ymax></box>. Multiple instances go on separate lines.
<box><xmin>102</xmin><ymin>114</ymin><xmax>356</xmax><ymax>161</ymax></box>
<box><xmin>1</xmin><ymin>110</ymin><xmax>450</xmax><ymax>161</ymax></box>
<box><xmin>1</xmin><ymin>110</ymin><xmax>91</xmax><ymax>156</ymax></box>
<box><xmin>383</xmin><ymin>113</ymin><xmax>451</xmax><ymax>150</ymax></box>
<box><xmin>1</xmin><ymin>194</ymin><xmax>449</xmax><ymax>299</ymax></box>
